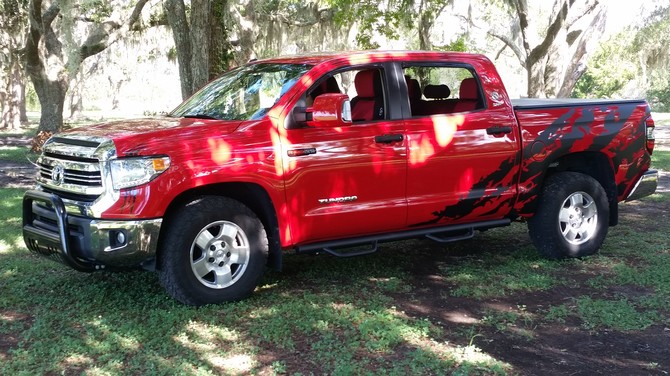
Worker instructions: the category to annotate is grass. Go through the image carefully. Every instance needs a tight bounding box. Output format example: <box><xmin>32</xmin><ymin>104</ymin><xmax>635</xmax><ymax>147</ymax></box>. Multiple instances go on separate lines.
<box><xmin>3</xmin><ymin>190</ymin><xmax>668</xmax><ymax>375</ymax></box>
<box><xmin>652</xmin><ymin>149</ymin><xmax>670</xmax><ymax>171</ymax></box>
<box><xmin>0</xmin><ymin>146</ymin><xmax>35</xmax><ymax>163</ymax></box>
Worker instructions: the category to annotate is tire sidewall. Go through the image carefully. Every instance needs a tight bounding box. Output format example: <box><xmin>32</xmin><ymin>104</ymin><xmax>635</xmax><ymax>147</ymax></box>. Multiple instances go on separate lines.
<box><xmin>529</xmin><ymin>172</ymin><xmax>609</xmax><ymax>259</ymax></box>
<box><xmin>159</xmin><ymin>197</ymin><xmax>268</xmax><ymax>305</ymax></box>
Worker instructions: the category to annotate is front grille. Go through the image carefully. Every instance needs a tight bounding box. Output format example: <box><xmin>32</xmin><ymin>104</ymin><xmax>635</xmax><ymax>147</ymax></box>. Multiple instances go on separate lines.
<box><xmin>39</xmin><ymin>164</ymin><xmax>102</xmax><ymax>187</ymax></box>
<box><xmin>35</xmin><ymin>136</ymin><xmax>114</xmax><ymax>201</ymax></box>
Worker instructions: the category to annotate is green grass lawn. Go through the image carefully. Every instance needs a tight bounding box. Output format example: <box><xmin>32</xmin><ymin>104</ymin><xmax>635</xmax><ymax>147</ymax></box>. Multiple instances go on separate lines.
<box><xmin>2</xmin><ymin>182</ymin><xmax>669</xmax><ymax>374</ymax></box>
<box><xmin>652</xmin><ymin>149</ymin><xmax>670</xmax><ymax>171</ymax></box>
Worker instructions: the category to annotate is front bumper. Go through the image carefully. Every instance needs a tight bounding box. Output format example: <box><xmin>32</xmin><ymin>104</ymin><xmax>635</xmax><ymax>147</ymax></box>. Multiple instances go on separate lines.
<box><xmin>625</xmin><ymin>169</ymin><xmax>658</xmax><ymax>202</ymax></box>
<box><xmin>23</xmin><ymin>190</ymin><xmax>161</xmax><ymax>272</ymax></box>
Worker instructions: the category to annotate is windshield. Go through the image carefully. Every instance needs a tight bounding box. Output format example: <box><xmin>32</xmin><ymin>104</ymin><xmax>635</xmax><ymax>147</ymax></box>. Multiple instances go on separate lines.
<box><xmin>170</xmin><ymin>63</ymin><xmax>312</xmax><ymax>121</ymax></box>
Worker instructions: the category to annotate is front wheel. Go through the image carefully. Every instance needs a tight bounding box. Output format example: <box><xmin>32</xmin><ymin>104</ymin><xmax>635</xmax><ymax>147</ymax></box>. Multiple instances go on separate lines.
<box><xmin>528</xmin><ymin>172</ymin><xmax>609</xmax><ymax>259</ymax></box>
<box><xmin>158</xmin><ymin>196</ymin><xmax>268</xmax><ymax>306</ymax></box>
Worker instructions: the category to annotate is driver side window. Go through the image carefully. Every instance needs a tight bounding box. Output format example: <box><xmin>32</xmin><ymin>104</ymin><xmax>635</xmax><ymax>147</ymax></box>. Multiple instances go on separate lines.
<box><xmin>307</xmin><ymin>68</ymin><xmax>386</xmax><ymax>123</ymax></box>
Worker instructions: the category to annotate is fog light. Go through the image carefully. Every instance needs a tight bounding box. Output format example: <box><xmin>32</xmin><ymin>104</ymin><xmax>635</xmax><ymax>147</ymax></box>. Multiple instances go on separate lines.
<box><xmin>109</xmin><ymin>230</ymin><xmax>128</xmax><ymax>249</ymax></box>
<box><xmin>117</xmin><ymin>231</ymin><xmax>126</xmax><ymax>245</ymax></box>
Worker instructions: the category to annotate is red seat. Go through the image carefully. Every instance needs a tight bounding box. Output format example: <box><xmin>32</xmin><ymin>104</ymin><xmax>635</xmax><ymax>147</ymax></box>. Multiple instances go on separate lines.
<box><xmin>420</xmin><ymin>84</ymin><xmax>457</xmax><ymax>115</ymax></box>
<box><xmin>453</xmin><ymin>78</ymin><xmax>480</xmax><ymax>113</ymax></box>
<box><xmin>310</xmin><ymin>76</ymin><xmax>341</xmax><ymax>100</ymax></box>
<box><xmin>351</xmin><ymin>70</ymin><xmax>384</xmax><ymax>122</ymax></box>
<box><xmin>405</xmin><ymin>76</ymin><xmax>424</xmax><ymax>116</ymax></box>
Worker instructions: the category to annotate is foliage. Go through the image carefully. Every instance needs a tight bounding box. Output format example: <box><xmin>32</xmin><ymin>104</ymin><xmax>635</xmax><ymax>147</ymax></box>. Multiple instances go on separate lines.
<box><xmin>646</xmin><ymin>71</ymin><xmax>670</xmax><ymax>112</ymax></box>
<box><xmin>574</xmin><ymin>5</ymin><xmax>670</xmax><ymax>104</ymax></box>
<box><xmin>434</xmin><ymin>35</ymin><xmax>469</xmax><ymax>52</ymax></box>
<box><xmin>327</xmin><ymin>0</ymin><xmax>454</xmax><ymax>49</ymax></box>
<box><xmin>572</xmin><ymin>31</ymin><xmax>637</xmax><ymax>99</ymax></box>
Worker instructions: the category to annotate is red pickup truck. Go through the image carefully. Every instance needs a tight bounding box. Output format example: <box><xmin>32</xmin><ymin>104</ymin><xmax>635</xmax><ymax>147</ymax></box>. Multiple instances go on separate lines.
<box><xmin>23</xmin><ymin>51</ymin><xmax>658</xmax><ymax>305</ymax></box>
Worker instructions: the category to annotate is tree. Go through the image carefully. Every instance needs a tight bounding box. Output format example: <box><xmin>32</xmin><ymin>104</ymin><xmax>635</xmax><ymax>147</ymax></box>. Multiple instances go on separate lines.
<box><xmin>164</xmin><ymin>0</ymin><xmax>227</xmax><ymax>100</ymax></box>
<box><xmin>631</xmin><ymin>5</ymin><xmax>670</xmax><ymax>111</ymax></box>
<box><xmin>327</xmin><ymin>0</ymin><xmax>453</xmax><ymax>50</ymax></box>
<box><xmin>25</xmin><ymin>0</ymin><xmax>150</xmax><ymax>136</ymax></box>
<box><xmin>0</xmin><ymin>0</ymin><xmax>29</xmax><ymax>129</ymax></box>
<box><xmin>472</xmin><ymin>0</ymin><xmax>607</xmax><ymax>98</ymax></box>
<box><xmin>166</xmin><ymin>0</ymin><xmax>343</xmax><ymax>100</ymax></box>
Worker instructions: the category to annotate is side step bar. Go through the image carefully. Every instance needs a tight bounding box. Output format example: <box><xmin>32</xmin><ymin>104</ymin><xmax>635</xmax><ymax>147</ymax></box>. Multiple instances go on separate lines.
<box><xmin>295</xmin><ymin>219</ymin><xmax>510</xmax><ymax>256</ymax></box>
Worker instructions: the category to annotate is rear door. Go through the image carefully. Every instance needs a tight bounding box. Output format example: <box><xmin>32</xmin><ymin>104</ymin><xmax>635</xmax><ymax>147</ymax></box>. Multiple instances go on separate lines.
<box><xmin>400</xmin><ymin>63</ymin><xmax>520</xmax><ymax>227</ymax></box>
<box><xmin>282</xmin><ymin>64</ymin><xmax>408</xmax><ymax>245</ymax></box>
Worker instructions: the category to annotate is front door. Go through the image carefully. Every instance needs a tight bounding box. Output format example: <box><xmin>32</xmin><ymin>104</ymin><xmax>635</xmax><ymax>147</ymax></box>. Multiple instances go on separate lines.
<box><xmin>282</xmin><ymin>66</ymin><xmax>407</xmax><ymax>245</ymax></box>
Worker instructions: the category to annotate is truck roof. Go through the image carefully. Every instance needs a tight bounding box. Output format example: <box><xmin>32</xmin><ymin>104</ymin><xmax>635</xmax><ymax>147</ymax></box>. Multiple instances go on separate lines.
<box><xmin>254</xmin><ymin>50</ymin><xmax>488</xmax><ymax>65</ymax></box>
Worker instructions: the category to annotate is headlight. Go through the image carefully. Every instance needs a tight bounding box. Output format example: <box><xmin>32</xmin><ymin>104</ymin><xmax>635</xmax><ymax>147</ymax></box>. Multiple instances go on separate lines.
<box><xmin>109</xmin><ymin>156</ymin><xmax>171</xmax><ymax>190</ymax></box>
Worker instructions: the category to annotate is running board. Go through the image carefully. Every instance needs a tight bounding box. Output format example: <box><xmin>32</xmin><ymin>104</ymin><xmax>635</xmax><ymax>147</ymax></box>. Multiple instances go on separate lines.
<box><xmin>323</xmin><ymin>241</ymin><xmax>378</xmax><ymax>257</ymax></box>
<box><xmin>425</xmin><ymin>228</ymin><xmax>475</xmax><ymax>243</ymax></box>
<box><xmin>295</xmin><ymin>219</ymin><xmax>510</xmax><ymax>256</ymax></box>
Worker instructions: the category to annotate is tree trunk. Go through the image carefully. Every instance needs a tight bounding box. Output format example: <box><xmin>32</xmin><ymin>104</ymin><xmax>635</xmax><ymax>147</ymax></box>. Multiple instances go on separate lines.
<box><xmin>1</xmin><ymin>56</ymin><xmax>23</xmax><ymax>129</ymax></box>
<box><xmin>527</xmin><ymin>58</ymin><xmax>547</xmax><ymax>98</ymax></box>
<box><xmin>19</xmin><ymin>80</ymin><xmax>28</xmax><ymax>124</ymax></box>
<box><xmin>209</xmin><ymin>0</ymin><xmax>230</xmax><ymax>79</ymax></box>
<box><xmin>556</xmin><ymin>5</ymin><xmax>608</xmax><ymax>97</ymax></box>
<box><xmin>418</xmin><ymin>13</ymin><xmax>432</xmax><ymax>51</ymax></box>
<box><xmin>190</xmin><ymin>0</ymin><xmax>211</xmax><ymax>92</ymax></box>
<box><xmin>32</xmin><ymin>73</ymin><xmax>67</xmax><ymax>133</ymax></box>
<box><xmin>165</xmin><ymin>0</ymin><xmax>193</xmax><ymax>99</ymax></box>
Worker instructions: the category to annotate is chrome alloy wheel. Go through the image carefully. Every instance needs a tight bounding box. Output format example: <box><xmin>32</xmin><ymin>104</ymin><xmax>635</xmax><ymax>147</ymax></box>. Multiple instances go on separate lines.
<box><xmin>190</xmin><ymin>221</ymin><xmax>250</xmax><ymax>289</ymax></box>
<box><xmin>558</xmin><ymin>191</ymin><xmax>598</xmax><ymax>245</ymax></box>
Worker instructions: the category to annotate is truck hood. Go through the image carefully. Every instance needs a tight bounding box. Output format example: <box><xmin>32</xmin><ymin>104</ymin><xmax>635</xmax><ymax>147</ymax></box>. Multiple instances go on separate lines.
<box><xmin>62</xmin><ymin>117</ymin><xmax>243</xmax><ymax>156</ymax></box>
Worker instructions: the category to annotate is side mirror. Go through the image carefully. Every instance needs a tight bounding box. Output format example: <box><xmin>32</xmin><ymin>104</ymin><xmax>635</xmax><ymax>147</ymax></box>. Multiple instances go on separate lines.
<box><xmin>308</xmin><ymin>93</ymin><xmax>352</xmax><ymax>128</ymax></box>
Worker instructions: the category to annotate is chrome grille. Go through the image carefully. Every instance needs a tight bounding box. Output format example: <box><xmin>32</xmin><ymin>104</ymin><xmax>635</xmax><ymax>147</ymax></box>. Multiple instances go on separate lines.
<box><xmin>39</xmin><ymin>164</ymin><xmax>102</xmax><ymax>187</ymax></box>
<box><xmin>35</xmin><ymin>136</ymin><xmax>115</xmax><ymax>201</ymax></box>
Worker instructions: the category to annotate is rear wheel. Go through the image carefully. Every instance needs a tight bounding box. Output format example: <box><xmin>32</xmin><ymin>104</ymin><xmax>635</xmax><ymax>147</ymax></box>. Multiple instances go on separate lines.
<box><xmin>158</xmin><ymin>196</ymin><xmax>268</xmax><ymax>306</ymax></box>
<box><xmin>528</xmin><ymin>172</ymin><xmax>609</xmax><ymax>259</ymax></box>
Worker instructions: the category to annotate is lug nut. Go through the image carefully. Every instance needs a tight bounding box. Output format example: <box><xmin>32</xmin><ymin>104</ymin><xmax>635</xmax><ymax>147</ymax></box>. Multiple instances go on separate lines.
<box><xmin>208</xmin><ymin>257</ymin><xmax>215</xmax><ymax>263</ymax></box>
<box><xmin>210</xmin><ymin>245</ymin><xmax>216</xmax><ymax>251</ymax></box>
<box><xmin>218</xmin><ymin>261</ymin><xmax>224</xmax><ymax>267</ymax></box>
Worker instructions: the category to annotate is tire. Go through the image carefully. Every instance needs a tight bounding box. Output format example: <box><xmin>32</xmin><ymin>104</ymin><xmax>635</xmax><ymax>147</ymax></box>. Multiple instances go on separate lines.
<box><xmin>158</xmin><ymin>196</ymin><xmax>268</xmax><ymax>306</ymax></box>
<box><xmin>528</xmin><ymin>172</ymin><xmax>609</xmax><ymax>259</ymax></box>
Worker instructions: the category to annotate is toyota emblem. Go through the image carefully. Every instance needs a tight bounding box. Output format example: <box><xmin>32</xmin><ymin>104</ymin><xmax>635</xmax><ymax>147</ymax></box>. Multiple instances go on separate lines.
<box><xmin>51</xmin><ymin>165</ymin><xmax>64</xmax><ymax>186</ymax></box>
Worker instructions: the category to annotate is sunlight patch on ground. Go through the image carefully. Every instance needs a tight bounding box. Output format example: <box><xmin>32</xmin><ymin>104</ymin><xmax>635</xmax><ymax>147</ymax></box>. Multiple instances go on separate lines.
<box><xmin>403</xmin><ymin>328</ymin><xmax>510</xmax><ymax>371</ymax></box>
<box><xmin>209</xmin><ymin>354</ymin><xmax>255</xmax><ymax>374</ymax></box>
<box><xmin>0</xmin><ymin>236</ymin><xmax>23</xmax><ymax>254</ymax></box>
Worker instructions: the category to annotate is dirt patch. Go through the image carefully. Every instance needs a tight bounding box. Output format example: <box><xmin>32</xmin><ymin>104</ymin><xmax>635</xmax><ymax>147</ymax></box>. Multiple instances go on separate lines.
<box><xmin>0</xmin><ymin>311</ymin><xmax>34</xmax><ymax>362</ymax></box>
<box><xmin>0</xmin><ymin>134</ymin><xmax>37</xmax><ymax>189</ymax></box>
<box><xmin>0</xmin><ymin>162</ymin><xmax>37</xmax><ymax>189</ymax></box>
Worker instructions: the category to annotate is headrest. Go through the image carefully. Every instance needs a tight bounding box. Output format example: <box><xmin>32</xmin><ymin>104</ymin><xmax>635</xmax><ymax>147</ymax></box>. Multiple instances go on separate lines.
<box><xmin>424</xmin><ymin>84</ymin><xmax>451</xmax><ymax>99</ymax></box>
<box><xmin>405</xmin><ymin>77</ymin><xmax>421</xmax><ymax>100</ymax></box>
<box><xmin>354</xmin><ymin>70</ymin><xmax>379</xmax><ymax>98</ymax></box>
<box><xmin>459</xmin><ymin>78</ymin><xmax>479</xmax><ymax>100</ymax></box>
<box><xmin>311</xmin><ymin>76</ymin><xmax>341</xmax><ymax>99</ymax></box>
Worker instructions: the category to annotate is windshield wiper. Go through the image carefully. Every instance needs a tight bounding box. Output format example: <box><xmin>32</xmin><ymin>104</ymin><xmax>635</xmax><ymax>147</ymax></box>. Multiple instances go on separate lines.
<box><xmin>183</xmin><ymin>114</ymin><xmax>220</xmax><ymax>120</ymax></box>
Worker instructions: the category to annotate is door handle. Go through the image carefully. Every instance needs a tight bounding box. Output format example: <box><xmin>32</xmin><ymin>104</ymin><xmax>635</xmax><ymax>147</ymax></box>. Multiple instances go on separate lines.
<box><xmin>486</xmin><ymin>126</ymin><xmax>513</xmax><ymax>135</ymax></box>
<box><xmin>375</xmin><ymin>134</ymin><xmax>404</xmax><ymax>144</ymax></box>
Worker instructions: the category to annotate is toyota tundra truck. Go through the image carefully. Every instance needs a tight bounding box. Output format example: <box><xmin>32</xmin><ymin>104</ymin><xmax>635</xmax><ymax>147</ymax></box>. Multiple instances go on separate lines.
<box><xmin>23</xmin><ymin>51</ymin><xmax>658</xmax><ymax>305</ymax></box>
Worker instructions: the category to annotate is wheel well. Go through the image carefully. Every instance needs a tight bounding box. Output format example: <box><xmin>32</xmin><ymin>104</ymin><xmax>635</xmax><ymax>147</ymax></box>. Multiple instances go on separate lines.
<box><xmin>547</xmin><ymin>152</ymin><xmax>618</xmax><ymax>226</ymax></box>
<box><xmin>159</xmin><ymin>183</ymin><xmax>282</xmax><ymax>271</ymax></box>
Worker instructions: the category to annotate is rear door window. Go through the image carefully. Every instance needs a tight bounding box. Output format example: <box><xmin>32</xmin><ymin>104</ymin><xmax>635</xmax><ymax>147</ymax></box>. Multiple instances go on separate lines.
<box><xmin>402</xmin><ymin>66</ymin><xmax>484</xmax><ymax>117</ymax></box>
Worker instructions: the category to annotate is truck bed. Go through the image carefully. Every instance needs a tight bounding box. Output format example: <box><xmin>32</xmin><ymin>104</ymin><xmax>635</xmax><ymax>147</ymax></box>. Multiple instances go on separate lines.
<box><xmin>512</xmin><ymin>98</ymin><xmax>647</xmax><ymax>110</ymax></box>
